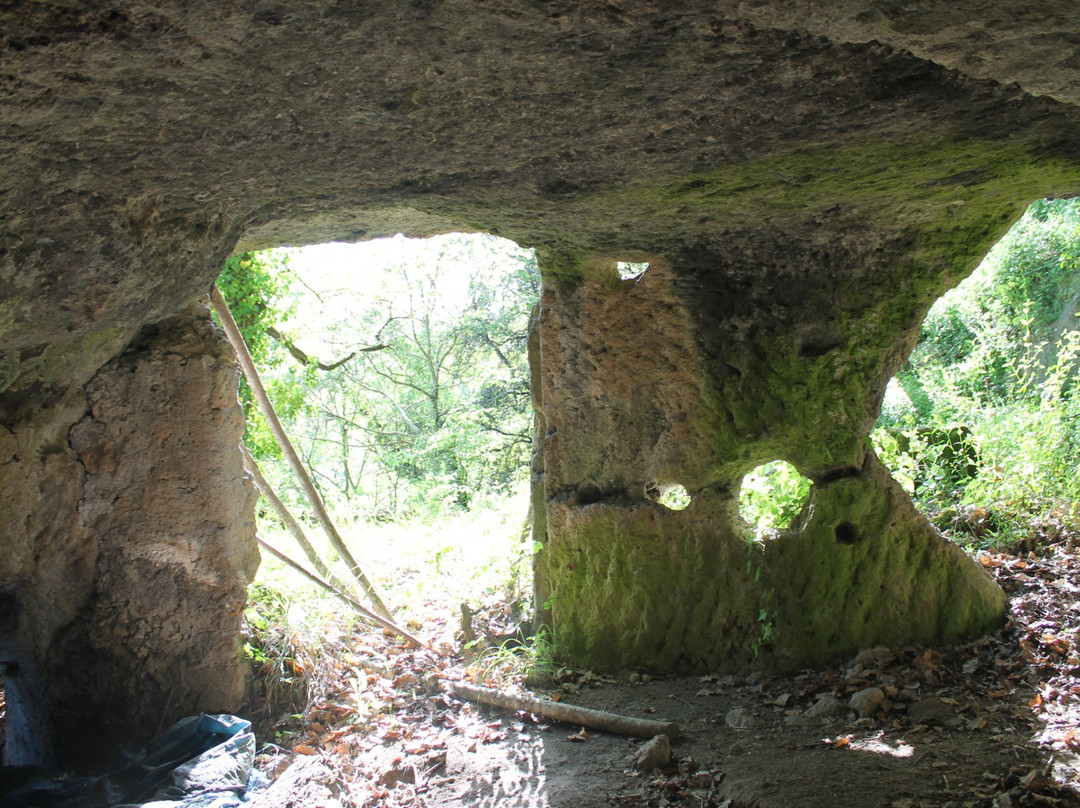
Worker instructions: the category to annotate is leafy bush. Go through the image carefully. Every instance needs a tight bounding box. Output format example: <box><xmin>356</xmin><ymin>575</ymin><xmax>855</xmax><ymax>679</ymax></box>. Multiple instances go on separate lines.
<box><xmin>875</xmin><ymin>197</ymin><xmax>1080</xmax><ymax>549</ymax></box>
<box><xmin>216</xmin><ymin>250</ymin><xmax>302</xmax><ymax>458</ymax></box>
<box><xmin>739</xmin><ymin>460</ymin><xmax>812</xmax><ymax>537</ymax></box>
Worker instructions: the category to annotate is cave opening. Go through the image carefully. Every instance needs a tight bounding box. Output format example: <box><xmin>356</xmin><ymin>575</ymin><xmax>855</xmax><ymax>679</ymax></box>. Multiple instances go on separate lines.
<box><xmin>227</xmin><ymin>233</ymin><xmax>546</xmax><ymax>736</ymax></box>
<box><xmin>873</xmin><ymin>196</ymin><xmax>1080</xmax><ymax>546</ymax></box>
<box><xmin>226</xmin><ymin>231</ymin><xmax>540</xmax><ymax>522</ymax></box>
<box><xmin>738</xmin><ymin>460</ymin><xmax>813</xmax><ymax>538</ymax></box>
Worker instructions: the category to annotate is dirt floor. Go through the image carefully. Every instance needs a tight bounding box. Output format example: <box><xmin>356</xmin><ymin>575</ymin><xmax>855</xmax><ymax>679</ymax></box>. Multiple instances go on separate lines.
<box><xmin>250</xmin><ymin>545</ymin><xmax>1080</xmax><ymax>808</ymax></box>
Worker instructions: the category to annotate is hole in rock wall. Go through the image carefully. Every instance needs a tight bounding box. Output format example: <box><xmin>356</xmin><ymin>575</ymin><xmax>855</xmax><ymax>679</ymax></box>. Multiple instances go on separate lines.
<box><xmin>738</xmin><ymin>460</ymin><xmax>812</xmax><ymax>538</ymax></box>
<box><xmin>871</xmin><ymin>197</ymin><xmax>1080</xmax><ymax>546</ymax></box>
<box><xmin>616</xmin><ymin>261</ymin><xmax>649</xmax><ymax>281</ymax></box>
<box><xmin>834</xmin><ymin>521</ymin><xmax>860</xmax><ymax>544</ymax></box>
<box><xmin>655</xmin><ymin>483</ymin><xmax>691</xmax><ymax>511</ymax></box>
<box><xmin>220</xmin><ymin>233</ymin><xmax>542</xmax><ymax>741</ymax></box>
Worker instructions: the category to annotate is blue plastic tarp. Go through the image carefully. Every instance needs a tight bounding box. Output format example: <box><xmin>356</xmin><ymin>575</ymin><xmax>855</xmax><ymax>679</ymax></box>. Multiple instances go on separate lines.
<box><xmin>5</xmin><ymin>713</ymin><xmax>267</xmax><ymax>808</ymax></box>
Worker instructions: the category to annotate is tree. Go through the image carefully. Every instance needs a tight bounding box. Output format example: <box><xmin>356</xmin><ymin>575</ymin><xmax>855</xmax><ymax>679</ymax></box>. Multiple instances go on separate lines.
<box><xmin>246</xmin><ymin>234</ymin><xmax>540</xmax><ymax>519</ymax></box>
<box><xmin>875</xmin><ymin>197</ymin><xmax>1080</xmax><ymax>528</ymax></box>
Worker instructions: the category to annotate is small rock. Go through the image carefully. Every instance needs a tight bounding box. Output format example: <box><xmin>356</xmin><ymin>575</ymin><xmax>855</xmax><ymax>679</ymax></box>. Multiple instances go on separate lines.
<box><xmin>380</xmin><ymin>766</ymin><xmax>416</xmax><ymax>788</ymax></box>
<box><xmin>853</xmin><ymin>645</ymin><xmax>897</xmax><ymax>669</ymax></box>
<box><xmin>725</xmin><ymin>707</ymin><xmax>754</xmax><ymax>728</ymax></box>
<box><xmin>802</xmin><ymin>694</ymin><xmax>846</xmax><ymax>722</ymax></box>
<box><xmin>850</xmin><ymin>686</ymin><xmax>885</xmax><ymax>718</ymax></box>
<box><xmin>688</xmin><ymin>771</ymin><xmax>712</xmax><ymax>788</ymax></box>
<box><xmin>844</xmin><ymin>663</ymin><xmax>865</xmax><ymax>681</ymax></box>
<box><xmin>629</xmin><ymin>672</ymin><xmax>642</xmax><ymax>684</ymax></box>
<box><xmin>633</xmin><ymin>734</ymin><xmax>671</xmax><ymax>771</ymax></box>
<box><xmin>908</xmin><ymin>696</ymin><xmax>953</xmax><ymax>724</ymax></box>
<box><xmin>745</xmin><ymin>671</ymin><xmax>764</xmax><ymax>686</ymax></box>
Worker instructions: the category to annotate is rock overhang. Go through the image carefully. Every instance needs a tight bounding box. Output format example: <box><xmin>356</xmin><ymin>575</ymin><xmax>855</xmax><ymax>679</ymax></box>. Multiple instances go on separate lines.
<box><xmin>2</xmin><ymin>0</ymin><xmax>1080</xmax><ymax>760</ymax></box>
<box><xmin>3</xmin><ymin>4</ymin><xmax>1080</xmax><ymax>355</ymax></box>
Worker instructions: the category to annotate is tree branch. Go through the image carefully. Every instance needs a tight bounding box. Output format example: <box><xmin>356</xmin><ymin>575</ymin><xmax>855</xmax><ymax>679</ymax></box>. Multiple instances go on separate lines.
<box><xmin>451</xmin><ymin>682</ymin><xmax>680</xmax><ymax>740</ymax></box>
<box><xmin>265</xmin><ymin>325</ymin><xmax>385</xmax><ymax>370</ymax></box>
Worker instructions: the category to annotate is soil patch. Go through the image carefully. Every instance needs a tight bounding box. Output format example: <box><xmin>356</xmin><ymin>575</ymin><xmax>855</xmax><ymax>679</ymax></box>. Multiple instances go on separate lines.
<box><xmin>250</xmin><ymin>548</ymin><xmax>1080</xmax><ymax>808</ymax></box>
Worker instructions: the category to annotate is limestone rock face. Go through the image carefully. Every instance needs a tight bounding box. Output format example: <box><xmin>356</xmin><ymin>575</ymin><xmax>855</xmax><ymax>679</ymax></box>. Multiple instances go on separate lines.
<box><xmin>3</xmin><ymin>0</ymin><xmax>1080</xmax><ymax>761</ymax></box>
<box><xmin>1</xmin><ymin>307</ymin><xmax>258</xmax><ymax>764</ymax></box>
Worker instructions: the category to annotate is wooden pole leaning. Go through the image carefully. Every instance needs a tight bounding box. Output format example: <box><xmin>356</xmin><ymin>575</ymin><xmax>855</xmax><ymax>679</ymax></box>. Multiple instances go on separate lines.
<box><xmin>210</xmin><ymin>284</ymin><xmax>393</xmax><ymax>621</ymax></box>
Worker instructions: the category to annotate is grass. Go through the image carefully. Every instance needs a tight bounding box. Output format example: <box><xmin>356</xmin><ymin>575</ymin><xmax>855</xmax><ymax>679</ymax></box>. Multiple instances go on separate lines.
<box><xmin>242</xmin><ymin>485</ymin><xmax>536</xmax><ymax>742</ymax></box>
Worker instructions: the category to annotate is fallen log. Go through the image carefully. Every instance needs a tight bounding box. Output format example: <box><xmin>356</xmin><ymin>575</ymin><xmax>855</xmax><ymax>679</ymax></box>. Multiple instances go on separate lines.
<box><xmin>451</xmin><ymin>681</ymin><xmax>680</xmax><ymax>740</ymax></box>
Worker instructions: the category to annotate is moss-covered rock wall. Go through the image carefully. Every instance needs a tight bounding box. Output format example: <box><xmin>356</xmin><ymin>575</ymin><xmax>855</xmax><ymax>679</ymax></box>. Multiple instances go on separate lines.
<box><xmin>534</xmin><ymin>250</ymin><xmax>1013</xmax><ymax>672</ymax></box>
<box><xmin>4</xmin><ymin>0</ymin><xmax>1080</xmax><ymax>760</ymax></box>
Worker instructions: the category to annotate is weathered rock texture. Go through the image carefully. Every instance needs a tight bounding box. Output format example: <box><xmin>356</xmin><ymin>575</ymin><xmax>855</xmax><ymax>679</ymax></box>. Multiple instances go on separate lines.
<box><xmin>3</xmin><ymin>1</ymin><xmax>1080</xmax><ymax>762</ymax></box>
<box><xmin>1</xmin><ymin>306</ymin><xmax>258</xmax><ymax>764</ymax></box>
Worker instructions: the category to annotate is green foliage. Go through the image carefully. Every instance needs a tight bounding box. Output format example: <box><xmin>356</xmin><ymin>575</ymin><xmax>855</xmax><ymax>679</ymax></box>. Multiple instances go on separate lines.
<box><xmin>875</xmin><ymin>197</ymin><xmax>1080</xmax><ymax>549</ymax></box>
<box><xmin>751</xmin><ymin>589</ymin><xmax>777</xmax><ymax>660</ymax></box>
<box><xmin>218</xmin><ymin>251</ymin><xmax>294</xmax><ymax>359</ymax></box>
<box><xmin>657</xmin><ymin>484</ymin><xmax>691</xmax><ymax>511</ymax></box>
<box><xmin>473</xmin><ymin>626</ymin><xmax>557</xmax><ymax>689</ymax></box>
<box><xmin>242</xmin><ymin>582</ymin><xmax>323</xmax><ymax>738</ymax></box>
<box><xmin>241</xmin><ymin>234</ymin><xmax>540</xmax><ymax>522</ymax></box>
<box><xmin>738</xmin><ymin>460</ymin><xmax>813</xmax><ymax>537</ymax></box>
<box><xmin>217</xmin><ymin>250</ymin><xmax>301</xmax><ymax>457</ymax></box>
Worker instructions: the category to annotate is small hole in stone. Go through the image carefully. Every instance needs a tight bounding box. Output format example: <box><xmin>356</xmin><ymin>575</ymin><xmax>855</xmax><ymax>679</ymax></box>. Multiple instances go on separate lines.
<box><xmin>738</xmin><ymin>460</ymin><xmax>812</xmax><ymax>538</ymax></box>
<box><xmin>656</xmin><ymin>483</ymin><xmax>690</xmax><ymax>511</ymax></box>
<box><xmin>835</xmin><ymin>522</ymin><xmax>859</xmax><ymax>544</ymax></box>
<box><xmin>617</xmin><ymin>261</ymin><xmax>649</xmax><ymax>281</ymax></box>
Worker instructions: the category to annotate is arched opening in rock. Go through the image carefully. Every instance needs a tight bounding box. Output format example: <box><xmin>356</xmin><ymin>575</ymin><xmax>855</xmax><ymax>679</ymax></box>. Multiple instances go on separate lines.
<box><xmin>738</xmin><ymin>460</ymin><xmax>813</xmax><ymax>537</ymax></box>
<box><xmin>224</xmin><ymin>233</ymin><xmax>543</xmax><ymax>737</ymax></box>
<box><xmin>616</xmin><ymin>261</ymin><xmax>650</xmax><ymax>281</ymax></box>
<box><xmin>227</xmin><ymin>232</ymin><xmax>539</xmax><ymax>521</ymax></box>
<box><xmin>654</xmin><ymin>483</ymin><xmax>691</xmax><ymax>511</ymax></box>
<box><xmin>873</xmin><ymin>197</ymin><xmax>1080</xmax><ymax>546</ymax></box>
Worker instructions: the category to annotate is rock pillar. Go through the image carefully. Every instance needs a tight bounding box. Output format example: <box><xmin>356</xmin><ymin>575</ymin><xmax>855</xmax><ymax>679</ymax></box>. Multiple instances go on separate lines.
<box><xmin>534</xmin><ymin>246</ymin><xmax>1006</xmax><ymax>672</ymax></box>
<box><xmin>0</xmin><ymin>305</ymin><xmax>258</xmax><ymax>764</ymax></box>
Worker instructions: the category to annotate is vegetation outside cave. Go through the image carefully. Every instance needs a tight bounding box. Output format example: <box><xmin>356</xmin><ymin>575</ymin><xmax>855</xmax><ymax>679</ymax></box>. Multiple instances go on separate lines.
<box><xmin>222</xmin><ymin>211</ymin><xmax>1080</xmax><ymax>807</ymax></box>
<box><xmin>872</xmin><ymin>196</ymin><xmax>1080</xmax><ymax>552</ymax></box>
<box><xmin>219</xmin><ymin>233</ymin><xmax>546</xmax><ymax>737</ymax></box>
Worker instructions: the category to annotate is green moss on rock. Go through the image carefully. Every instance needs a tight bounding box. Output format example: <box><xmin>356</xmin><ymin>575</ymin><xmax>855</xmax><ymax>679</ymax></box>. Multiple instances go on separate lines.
<box><xmin>546</xmin><ymin>492</ymin><xmax>764</xmax><ymax>671</ymax></box>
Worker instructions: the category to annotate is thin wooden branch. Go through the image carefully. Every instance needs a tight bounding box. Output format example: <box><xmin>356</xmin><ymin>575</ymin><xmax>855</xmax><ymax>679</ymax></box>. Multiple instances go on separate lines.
<box><xmin>210</xmin><ymin>285</ymin><xmax>393</xmax><ymax>620</ymax></box>
<box><xmin>241</xmin><ymin>444</ymin><xmax>356</xmax><ymax>596</ymax></box>
<box><xmin>257</xmin><ymin>538</ymin><xmax>426</xmax><ymax>649</ymax></box>
<box><xmin>265</xmin><ymin>325</ymin><xmax>385</xmax><ymax>370</ymax></box>
<box><xmin>451</xmin><ymin>682</ymin><xmax>680</xmax><ymax>740</ymax></box>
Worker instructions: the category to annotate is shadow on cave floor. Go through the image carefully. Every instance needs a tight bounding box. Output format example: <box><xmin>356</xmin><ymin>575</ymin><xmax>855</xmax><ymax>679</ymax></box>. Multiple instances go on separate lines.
<box><xmin>243</xmin><ymin>544</ymin><xmax>1080</xmax><ymax>808</ymax></box>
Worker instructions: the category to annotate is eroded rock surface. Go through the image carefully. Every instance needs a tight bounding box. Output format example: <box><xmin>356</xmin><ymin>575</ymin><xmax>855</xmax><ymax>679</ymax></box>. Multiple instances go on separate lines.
<box><xmin>3</xmin><ymin>0</ymin><xmax>1080</xmax><ymax>761</ymax></box>
<box><xmin>1</xmin><ymin>307</ymin><xmax>257</xmax><ymax>764</ymax></box>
